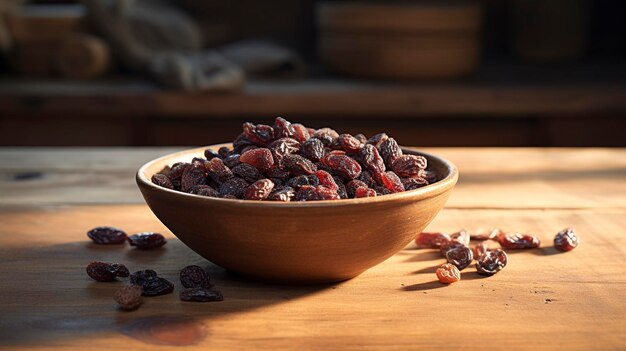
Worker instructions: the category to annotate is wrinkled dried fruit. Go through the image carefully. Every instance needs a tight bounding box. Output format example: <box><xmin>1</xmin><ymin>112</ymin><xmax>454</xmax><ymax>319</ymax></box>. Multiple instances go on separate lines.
<box><xmin>476</xmin><ymin>249</ymin><xmax>508</xmax><ymax>276</ymax></box>
<box><xmin>402</xmin><ymin>177</ymin><xmax>429</xmax><ymax>190</ymax></box>
<box><xmin>283</xmin><ymin>154</ymin><xmax>317</xmax><ymax>176</ymax></box>
<box><xmin>391</xmin><ymin>155</ymin><xmax>427</xmax><ymax>178</ymax></box>
<box><xmin>359</xmin><ymin>144</ymin><xmax>386</xmax><ymax>175</ymax></box>
<box><xmin>240</xmin><ymin>148</ymin><xmax>275</xmax><ymax>172</ymax></box>
<box><xmin>354</xmin><ymin>186</ymin><xmax>376</xmax><ymax>198</ymax></box>
<box><xmin>218</xmin><ymin>146</ymin><xmax>231</xmax><ymax>158</ymax></box>
<box><xmin>367</xmin><ymin>133</ymin><xmax>388</xmax><ymax>148</ymax></box>
<box><xmin>315</xmin><ymin>170</ymin><xmax>338</xmax><ymax>191</ymax></box>
<box><xmin>181</xmin><ymin>165</ymin><xmax>207</xmax><ymax>192</ymax></box>
<box><xmin>415</xmin><ymin>232</ymin><xmax>451</xmax><ymax>249</ymax></box>
<box><xmin>300</xmin><ymin>138</ymin><xmax>325</xmax><ymax>162</ymax></box>
<box><xmin>87</xmin><ymin>226</ymin><xmax>127</xmax><ymax>245</ymax></box>
<box><xmin>205</xmin><ymin>158</ymin><xmax>234</xmax><ymax>184</ymax></box>
<box><xmin>231</xmin><ymin>163</ymin><xmax>261</xmax><ymax>183</ymax></box>
<box><xmin>379</xmin><ymin>137</ymin><xmax>403</xmax><ymax>167</ymax></box>
<box><xmin>380</xmin><ymin>171</ymin><xmax>405</xmax><ymax>193</ymax></box>
<box><xmin>354</xmin><ymin>133</ymin><xmax>367</xmax><ymax>144</ymax></box>
<box><xmin>472</xmin><ymin>242</ymin><xmax>487</xmax><ymax>259</ymax></box>
<box><xmin>470</xmin><ymin>228</ymin><xmax>503</xmax><ymax>241</ymax></box>
<box><xmin>86</xmin><ymin>261</ymin><xmax>130</xmax><ymax>282</ymax></box>
<box><xmin>130</xmin><ymin>270</ymin><xmax>174</xmax><ymax>296</ymax></box>
<box><xmin>334</xmin><ymin>176</ymin><xmax>348</xmax><ymax>199</ymax></box>
<box><xmin>273</xmin><ymin>117</ymin><xmax>295</xmax><ymax>139</ymax></box>
<box><xmin>180</xmin><ymin>287</ymin><xmax>224</xmax><ymax>302</ymax></box>
<box><xmin>222</xmin><ymin>153</ymin><xmax>241</xmax><ymax>168</ymax></box>
<box><xmin>128</xmin><ymin>232</ymin><xmax>167</xmax><ymax>249</ymax></box>
<box><xmin>440</xmin><ymin>241</ymin><xmax>467</xmax><ymax>257</ymax></box>
<box><xmin>115</xmin><ymin>285</ymin><xmax>143</xmax><ymax>311</ymax></box>
<box><xmin>334</xmin><ymin>134</ymin><xmax>362</xmax><ymax>153</ymax></box>
<box><xmin>151</xmin><ymin>174</ymin><xmax>174</xmax><ymax>190</ymax></box>
<box><xmin>180</xmin><ymin>265</ymin><xmax>212</xmax><ymax>289</ymax></box>
<box><xmin>287</xmin><ymin>175</ymin><xmax>319</xmax><ymax>189</ymax></box>
<box><xmin>357</xmin><ymin>170</ymin><xmax>376</xmax><ymax>188</ymax></box>
<box><xmin>419</xmin><ymin>169</ymin><xmax>438</xmax><ymax>183</ymax></box>
<box><xmin>244</xmin><ymin>179</ymin><xmax>275</xmax><ymax>200</ymax></box>
<box><xmin>291</xmin><ymin>123</ymin><xmax>311</xmax><ymax>143</ymax></box>
<box><xmin>321</xmin><ymin>154</ymin><xmax>362</xmax><ymax>180</ymax></box>
<box><xmin>497</xmin><ymin>232</ymin><xmax>541</xmax><ymax>249</ymax></box>
<box><xmin>218</xmin><ymin>177</ymin><xmax>249</xmax><ymax>198</ymax></box>
<box><xmin>268</xmin><ymin>137</ymin><xmax>300</xmax><ymax>165</ymax></box>
<box><xmin>167</xmin><ymin>162</ymin><xmax>191</xmax><ymax>189</ymax></box>
<box><xmin>346</xmin><ymin>179</ymin><xmax>368</xmax><ymax>198</ymax></box>
<box><xmin>204</xmin><ymin>148</ymin><xmax>221</xmax><ymax>160</ymax></box>
<box><xmin>190</xmin><ymin>185</ymin><xmax>219</xmax><ymax>197</ymax></box>
<box><xmin>267</xmin><ymin>188</ymin><xmax>295</xmax><ymax>201</ymax></box>
<box><xmin>450</xmin><ymin>230</ymin><xmax>470</xmax><ymax>246</ymax></box>
<box><xmin>445</xmin><ymin>246</ymin><xmax>474</xmax><ymax>270</ymax></box>
<box><xmin>554</xmin><ymin>228</ymin><xmax>578</xmax><ymax>252</ymax></box>
<box><xmin>314</xmin><ymin>128</ymin><xmax>339</xmax><ymax>146</ymax></box>
<box><xmin>313</xmin><ymin>186</ymin><xmax>341</xmax><ymax>200</ymax></box>
<box><xmin>243</xmin><ymin>122</ymin><xmax>275</xmax><ymax>146</ymax></box>
<box><xmin>436</xmin><ymin>263</ymin><xmax>461</xmax><ymax>284</ymax></box>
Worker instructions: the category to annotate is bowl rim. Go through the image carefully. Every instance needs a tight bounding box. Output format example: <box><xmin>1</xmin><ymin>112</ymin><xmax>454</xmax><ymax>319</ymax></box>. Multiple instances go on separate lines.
<box><xmin>136</xmin><ymin>144</ymin><xmax>459</xmax><ymax>208</ymax></box>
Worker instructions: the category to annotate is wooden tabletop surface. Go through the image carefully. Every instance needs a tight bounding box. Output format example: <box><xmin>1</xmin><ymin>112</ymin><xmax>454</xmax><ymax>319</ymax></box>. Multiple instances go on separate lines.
<box><xmin>0</xmin><ymin>147</ymin><xmax>625</xmax><ymax>350</ymax></box>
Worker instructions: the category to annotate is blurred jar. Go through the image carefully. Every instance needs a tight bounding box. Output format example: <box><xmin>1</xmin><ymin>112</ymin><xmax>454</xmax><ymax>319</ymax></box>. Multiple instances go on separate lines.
<box><xmin>510</xmin><ymin>0</ymin><xmax>589</xmax><ymax>62</ymax></box>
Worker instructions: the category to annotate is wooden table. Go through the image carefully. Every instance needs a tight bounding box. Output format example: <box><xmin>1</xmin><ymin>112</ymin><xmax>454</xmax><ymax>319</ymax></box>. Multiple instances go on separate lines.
<box><xmin>0</xmin><ymin>148</ymin><xmax>625</xmax><ymax>350</ymax></box>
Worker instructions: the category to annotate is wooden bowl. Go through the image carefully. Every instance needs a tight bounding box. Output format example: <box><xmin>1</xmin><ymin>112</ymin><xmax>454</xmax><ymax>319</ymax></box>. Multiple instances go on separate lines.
<box><xmin>136</xmin><ymin>144</ymin><xmax>458</xmax><ymax>284</ymax></box>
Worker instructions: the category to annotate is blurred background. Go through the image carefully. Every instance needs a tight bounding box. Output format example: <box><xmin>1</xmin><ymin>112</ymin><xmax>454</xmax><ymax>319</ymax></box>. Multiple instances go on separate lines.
<box><xmin>0</xmin><ymin>0</ymin><xmax>624</xmax><ymax>147</ymax></box>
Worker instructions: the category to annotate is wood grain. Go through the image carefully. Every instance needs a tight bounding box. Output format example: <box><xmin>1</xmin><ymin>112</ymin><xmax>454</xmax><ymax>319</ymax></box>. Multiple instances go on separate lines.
<box><xmin>1</xmin><ymin>148</ymin><xmax>625</xmax><ymax>209</ymax></box>
<box><xmin>0</xmin><ymin>205</ymin><xmax>624</xmax><ymax>350</ymax></box>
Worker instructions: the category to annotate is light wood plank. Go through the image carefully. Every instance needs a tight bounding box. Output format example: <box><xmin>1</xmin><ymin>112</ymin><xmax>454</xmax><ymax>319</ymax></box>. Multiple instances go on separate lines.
<box><xmin>0</xmin><ymin>205</ymin><xmax>624</xmax><ymax>350</ymax></box>
<box><xmin>1</xmin><ymin>148</ymin><xmax>625</xmax><ymax>209</ymax></box>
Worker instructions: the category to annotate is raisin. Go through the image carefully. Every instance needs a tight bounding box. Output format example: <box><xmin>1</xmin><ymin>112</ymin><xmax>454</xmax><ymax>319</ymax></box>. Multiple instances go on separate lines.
<box><xmin>291</xmin><ymin>123</ymin><xmax>311</xmax><ymax>143</ymax></box>
<box><xmin>314</xmin><ymin>128</ymin><xmax>339</xmax><ymax>146</ymax></box>
<box><xmin>218</xmin><ymin>146</ymin><xmax>231</xmax><ymax>158</ymax></box>
<box><xmin>497</xmin><ymin>232</ymin><xmax>541</xmax><ymax>249</ymax></box>
<box><xmin>334</xmin><ymin>134</ymin><xmax>362</xmax><ymax>153</ymax></box>
<box><xmin>440</xmin><ymin>241</ymin><xmax>467</xmax><ymax>257</ymax></box>
<box><xmin>204</xmin><ymin>148</ymin><xmax>221</xmax><ymax>160</ymax></box>
<box><xmin>379</xmin><ymin>137</ymin><xmax>403</xmax><ymax>167</ymax></box>
<box><xmin>128</xmin><ymin>232</ymin><xmax>167</xmax><ymax>249</ymax></box>
<box><xmin>476</xmin><ymin>249</ymin><xmax>508</xmax><ymax>276</ymax></box>
<box><xmin>221</xmin><ymin>194</ymin><xmax>238</xmax><ymax>199</ymax></box>
<box><xmin>180</xmin><ymin>288</ymin><xmax>223</xmax><ymax>302</ymax></box>
<box><xmin>273</xmin><ymin>117</ymin><xmax>295</xmax><ymax>139</ymax></box>
<box><xmin>374</xmin><ymin>186</ymin><xmax>392</xmax><ymax>196</ymax></box>
<box><xmin>231</xmin><ymin>163</ymin><xmax>261</xmax><ymax>183</ymax></box>
<box><xmin>470</xmin><ymin>228</ymin><xmax>502</xmax><ymax>241</ymax></box>
<box><xmin>222</xmin><ymin>153</ymin><xmax>241</xmax><ymax>168</ymax></box>
<box><xmin>333</xmin><ymin>176</ymin><xmax>348</xmax><ymax>199</ymax></box>
<box><xmin>180</xmin><ymin>265</ymin><xmax>212</xmax><ymax>289</ymax></box>
<box><xmin>190</xmin><ymin>185</ymin><xmax>219</xmax><ymax>197</ymax></box>
<box><xmin>268</xmin><ymin>138</ymin><xmax>300</xmax><ymax>164</ymax></box>
<box><xmin>86</xmin><ymin>261</ymin><xmax>130</xmax><ymax>282</ymax></box>
<box><xmin>357</xmin><ymin>170</ymin><xmax>376</xmax><ymax>188</ymax></box>
<box><xmin>268</xmin><ymin>188</ymin><xmax>296</xmax><ymax>201</ymax></box>
<box><xmin>450</xmin><ymin>230</ymin><xmax>470</xmax><ymax>246</ymax></box>
<box><xmin>367</xmin><ymin>133</ymin><xmax>388</xmax><ymax>148</ymax></box>
<box><xmin>130</xmin><ymin>270</ymin><xmax>174</xmax><ymax>297</ymax></box>
<box><xmin>354</xmin><ymin>186</ymin><xmax>377</xmax><ymax>198</ymax></box>
<box><xmin>233</xmin><ymin>133</ymin><xmax>254</xmax><ymax>153</ymax></box>
<box><xmin>445</xmin><ymin>246</ymin><xmax>474</xmax><ymax>270</ymax></box>
<box><xmin>346</xmin><ymin>179</ymin><xmax>368</xmax><ymax>197</ymax></box>
<box><xmin>244</xmin><ymin>179</ymin><xmax>275</xmax><ymax>200</ymax></box>
<box><xmin>283</xmin><ymin>154</ymin><xmax>317</xmax><ymax>176</ymax></box>
<box><xmin>436</xmin><ymin>263</ymin><xmax>461</xmax><ymax>284</ymax></box>
<box><xmin>554</xmin><ymin>228</ymin><xmax>578</xmax><ymax>252</ymax></box>
<box><xmin>181</xmin><ymin>165</ymin><xmax>207</xmax><ymax>193</ymax></box>
<box><xmin>380</xmin><ymin>171</ymin><xmax>405</xmax><ymax>193</ymax></box>
<box><xmin>87</xmin><ymin>226</ymin><xmax>127</xmax><ymax>245</ymax></box>
<box><xmin>205</xmin><ymin>158</ymin><xmax>233</xmax><ymax>184</ymax></box>
<box><xmin>167</xmin><ymin>162</ymin><xmax>191</xmax><ymax>190</ymax></box>
<box><xmin>415</xmin><ymin>232</ymin><xmax>451</xmax><ymax>249</ymax></box>
<box><xmin>218</xmin><ymin>177</ymin><xmax>249</xmax><ymax>198</ymax></box>
<box><xmin>321</xmin><ymin>154</ymin><xmax>362</xmax><ymax>180</ymax></box>
<box><xmin>391</xmin><ymin>155</ymin><xmax>427</xmax><ymax>178</ymax></box>
<box><xmin>315</xmin><ymin>170</ymin><xmax>338</xmax><ymax>191</ymax></box>
<box><xmin>115</xmin><ymin>285</ymin><xmax>143</xmax><ymax>311</ymax></box>
<box><xmin>240</xmin><ymin>148</ymin><xmax>274</xmax><ymax>172</ymax></box>
<box><xmin>243</xmin><ymin>122</ymin><xmax>275</xmax><ymax>146</ymax></box>
<box><xmin>295</xmin><ymin>185</ymin><xmax>317</xmax><ymax>201</ymax></box>
<box><xmin>300</xmin><ymin>138</ymin><xmax>325</xmax><ymax>162</ymax></box>
<box><xmin>191</xmin><ymin>157</ymin><xmax>208</xmax><ymax>169</ymax></box>
<box><xmin>266</xmin><ymin>167</ymin><xmax>290</xmax><ymax>182</ymax></box>
<box><xmin>359</xmin><ymin>144</ymin><xmax>386</xmax><ymax>176</ymax></box>
<box><xmin>402</xmin><ymin>177</ymin><xmax>428</xmax><ymax>190</ymax></box>
<box><xmin>354</xmin><ymin>133</ymin><xmax>368</xmax><ymax>144</ymax></box>
<box><xmin>419</xmin><ymin>169</ymin><xmax>438</xmax><ymax>183</ymax></box>
<box><xmin>313</xmin><ymin>186</ymin><xmax>341</xmax><ymax>200</ymax></box>
<box><xmin>151</xmin><ymin>174</ymin><xmax>174</xmax><ymax>190</ymax></box>
<box><xmin>473</xmin><ymin>243</ymin><xmax>487</xmax><ymax>259</ymax></box>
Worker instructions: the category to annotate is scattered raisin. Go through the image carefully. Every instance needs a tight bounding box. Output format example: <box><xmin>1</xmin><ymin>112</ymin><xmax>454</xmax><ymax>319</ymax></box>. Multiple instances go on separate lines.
<box><xmin>180</xmin><ymin>265</ymin><xmax>212</xmax><ymax>289</ymax></box>
<box><xmin>115</xmin><ymin>285</ymin><xmax>143</xmax><ymax>311</ymax></box>
<box><xmin>497</xmin><ymin>232</ymin><xmax>541</xmax><ymax>249</ymax></box>
<box><xmin>473</xmin><ymin>242</ymin><xmax>488</xmax><ymax>259</ymax></box>
<box><xmin>470</xmin><ymin>228</ymin><xmax>502</xmax><ymax>241</ymax></box>
<box><xmin>87</xmin><ymin>226</ymin><xmax>127</xmax><ymax>245</ymax></box>
<box><xmin>450</xmin><ymin>230</ymin><xmax>470</xmax><ymax>246</ymax></box>
<box><xmin>128</xmin><ymin>232</ymin><xmax>167</xmax><ymax>249</ymax></box>
<box><xmin>130</xmin><ymin>270</ymin><xmax>174</xmax><ymax>296</ymax></box>
<box><xmin>554</xmin><ymin>228</ymin><xmax>578</xmax><ymax>252</ymax></box>
<box><xmin>151</xmin><ymin>174</ymin><xmax>174</xmax><ymax>190</ymax></box>
<box><xmin>180</xmin><ymin>288</ymin><xmax>223</xmax><ymax>302</ymax></box>
<box><xmin>436</xmin><ymin>263</ymin><xmax>461</xmax><ymax>284</ymax></box>
<box><xmin>415</xmin><ymin>232</ymin><xmax>451</xmax><ymax>249</ymax></box>
<box><xmin>86</xmin><ymin>261</ymin><xmax>130</xmax><ymax>282</ymax></box>
<box><xmin>476</xmin><ymin>249</ymin><xmax>508</xmax><ymax>276</ymax></box>
<box><xmin>440</xmin><ymin>241</ymin><xmax>467</xmax><ymax>257</ymax></box>
<box><xmin>445</xmin><ymin>246</ymin><xmax>474</xmax><ymax>270</ymax></box>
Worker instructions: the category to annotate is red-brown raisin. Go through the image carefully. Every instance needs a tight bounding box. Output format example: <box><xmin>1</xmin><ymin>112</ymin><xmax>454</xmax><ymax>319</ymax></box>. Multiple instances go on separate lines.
<box><xmin>244</xmin><ymin>179</ymin><xmax>275</xmax><ymax>200</ymax></box>
<box><xmin>321</xmin><ymin>154</ymin><xmax>362</xmax><ymax>180</ymax></box>
<box><xmin>268</xmin><ymin>137</ymin><xmax>300</xmax><ymax>165</ymax></box>
<box><xmin>273</xmin><ymin>117</ymin><xmax>295</xmax><ymax>139</ymax></box>
<box><xmin>497</xmin><ymin>232</ymin><xmax>541</xmax><ymax>249</ymax></box>
<box><xmin>267</xmin><ymin>187</ymin><xmax>295</xmax><ymax>201</ymax></box>
<box><xmin>315</xmin><ymin>170</ymin><xmax>338</xmax><ymax>191</ymax></box>
<box><xmin>554</xmin><ymin>228</ymin><xmax>578</xmax><ymax>252</ymax></box>
<box><xmin>190</xmin><ymin>185</ymin><xmax>219</xmax><ymax>197</ymax></box>
<box><xmin>205</xmin><ymin>158</ymin><xmax>233</xmax><ymax>184</ymax></box>
<box><xmin>380</xmin><ymin>171</ymin><xmax>405</xmax><ymax>193</ymax></box>
<box><xmin>354</xmin><ymin>186</ymin><xmax>377</xmax><ymax>198</ymax></box>
<box><xmin>300</xmin><ymin>138</ymin><xmax>325</xmax><ymax>162</ymax></box>
<box><xmin>180</xmin><ymin>265</ymin><xmax>212</xmax><ymax>289</ymax></box>
<box><xmin>115</xmin><ymin>284</ymin><xmax>143</xmax><ymax>310</ymax></box>
<box><xmin>476</xmin><ymin>249</ymin><xmax>508</xmax><ymax>276</ymax></box>
<box><xmin>283</xmin><ymin>154</ymin><xmax>317</xmax><ymax>176</ymax></box>
<box><xmin>231</xmin><ymin>163</ymin><xmax>261</xmax><ymax>183</ymax></box>
<box><xmin>378</xmin><ymin>137</ymin><xmax>402</xmax><ymax>167</ymax></box>
<box><xmin>391</xmin><ymin>155</ymin><xmax>427</xmax><ymax>178</ymax></box>
<box><xmin>334</xmin><ymin>134</ymin><xmax>362</xmax><ymax>153</ymax></box>
<box><xmin>151</xmin><ymin>174</ymin><xmax>174</xmax><ymax>190</ymax></box>
<box><xmin>445</xmin><ymin>246</ymin><xmax>474</xmax><ymax>270</ymax></box>
<box><xmin>436</xmin><ymin>263</ymin><xmax>461</xmax><ymax>284</ymax></box>
<box><xmin>130</xmin><ymin>270</ymin><xmax>175</xmax><ymax>297</ymax></box>
<box><xmin>243</xmin><ymin>122</ymin><xmax>275</xmax><ymax>146</ymax></box>
<box><xmin>180</xmin><ymin>288</ymin><xmax>223</xmax><ymax>302</ymax></box>
<box><xmin>128</xmin><ymin>233</ymin><xmax>167</xmax><ymax>249</ymax></box>
<box><xmin>240</xmin><ymin>148</ymin><xmax>274</xmax><ymax>172</ymax></box>
<box><xmin>86</xmin><ymin>261</ymin><xmax>130</xmax><ymax>282</ymax></box>
<box><xmin>359</xmin><ymin>144</ymin><xmax>386</xmax><ymax>175</ymax></box>
<box><xmin>87</xmin><ymin>226</ymin><xmax>127</xmax><ymax>245</ymax></box>
<box><xmin>181</xmin><ymin>165</ymin><xmax>207</xmax><ymax>193</ymax></box>
<box><xmin>415</xmin><ymin>232</ymin><xmax>451</xmax><ymax>248</ymax></box>
<box><xmin>291</xmin><ymin>123</ymin><xmax>311</xmax><ymax>143</ymax></box>
<box><xmin>314</xmin><ymin>128</ymin><xmax>339</xmax><ymax>146</ymax></box>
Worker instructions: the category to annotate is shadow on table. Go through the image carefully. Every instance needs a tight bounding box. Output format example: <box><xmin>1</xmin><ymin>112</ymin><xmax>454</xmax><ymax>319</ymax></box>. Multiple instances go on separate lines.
<box><xmin>0</xmin><ymin>239</ymin><xmax>338</xmax><ymax>347</ymax></box>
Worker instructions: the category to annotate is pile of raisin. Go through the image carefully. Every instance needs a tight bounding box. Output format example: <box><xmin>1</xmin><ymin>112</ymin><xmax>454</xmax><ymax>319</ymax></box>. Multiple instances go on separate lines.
<box><xmin>417</xmin><ymin>228</ymin><xmax>578</xmax><ymax>284</ymax></box>
<box><xmin>151</xmin><ymin>117</ymin><xmax>438</xmax><ymax>201</ymax></box>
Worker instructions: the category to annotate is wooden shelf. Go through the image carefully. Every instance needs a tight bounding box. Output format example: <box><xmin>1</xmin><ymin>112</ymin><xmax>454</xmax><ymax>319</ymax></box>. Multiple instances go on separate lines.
<box><xmin>1</xmin><ymin>61</ymin><xmax>625</xmax><ymax>118</ymax></box>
